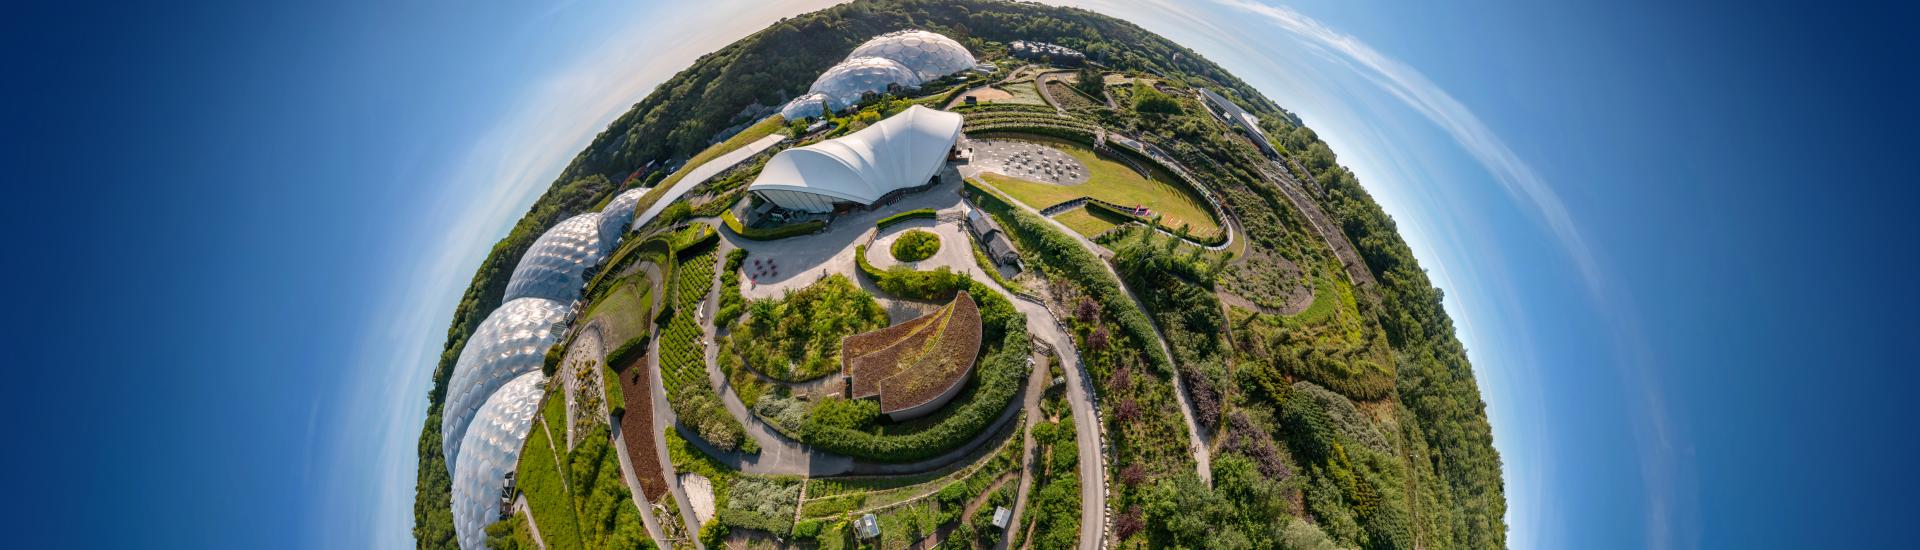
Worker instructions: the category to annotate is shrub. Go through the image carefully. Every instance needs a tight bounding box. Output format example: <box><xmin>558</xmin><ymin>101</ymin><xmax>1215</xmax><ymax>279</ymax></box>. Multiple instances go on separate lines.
<box><xmin>722</xmin><ymin>210</ymin><xmax>823</xmax><ymax>240</ymax></box>
<box><xmin>890</xmin><ymin>229</ymin><xmax>941</xmax><ymax>262</ymax></box>
<box><xmin>876</xmin><ymin>208</ymin><xmax>936</xmax><ymax>229</ymax></box>
<box><xmin>605</xmin><ymin>335</ymin><xmax>650</xmax><ymax>369</ymax></box>
<box><xmin>810</xmin><ymin>397</ymin><xmax>880</xmax><ymax>430</ymax></box>
<box><xmin>698</xmin><ymin>520</ymin><xmax>728</xmax><ymax>549</ymax></box>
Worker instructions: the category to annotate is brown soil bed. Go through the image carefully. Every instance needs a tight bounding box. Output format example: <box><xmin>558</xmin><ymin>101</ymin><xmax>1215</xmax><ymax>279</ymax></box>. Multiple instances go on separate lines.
<box><xmin>614</xmin><ymin>352</ymin><xmax>668</xmax><ymax>500</ymax></box>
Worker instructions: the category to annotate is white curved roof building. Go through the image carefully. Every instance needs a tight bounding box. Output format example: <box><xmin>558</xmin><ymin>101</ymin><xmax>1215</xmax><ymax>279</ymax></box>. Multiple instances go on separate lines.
<box><xmin>450</xmin><ymin>371</ymin><xmax>544</xmax><ymax>550</ymax></box>
<box><xmin>847</xmin><ymin>30</ymin><xmax>976</xmax><ymax>82</ymax></box>
<box><xmin>748</xmin><ymin>105</ymin><xmax>962</xmax><ymax>213</ymax></box>
<box><xmin>440</xmin><ymin>296</ymin><xmax>566</xmax><ymax>471</ymax></box>
<box><xmin>500</xmin><ymin>213</ymin><xmax>608</xmax><ymax>303</ymax></box>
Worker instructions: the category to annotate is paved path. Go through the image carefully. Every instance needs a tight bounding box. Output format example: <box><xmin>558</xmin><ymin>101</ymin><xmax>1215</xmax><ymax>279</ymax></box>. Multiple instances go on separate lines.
<box><xmin>633</xmin><ymin>133</ymin><xmax>787</xmax><ymax>229</ymax></box>
<box><xmin>967</xmin><ymin>174</ymin><xmax>1213</xmax><ymax>490</ymax></box>
<box><xmin>693</xmin><ymin>238</ymin><xmax>855</xmax><ymax>476</ymax></box>
<box><xmin>997</xmin><ymin>352</ymin><xmax>1050</xmax><ymax>550</ymax></box>
<box><xmin>513</xmin><ymin>495</ymin><xmax>548</xmax><ymax>550</ymax></box>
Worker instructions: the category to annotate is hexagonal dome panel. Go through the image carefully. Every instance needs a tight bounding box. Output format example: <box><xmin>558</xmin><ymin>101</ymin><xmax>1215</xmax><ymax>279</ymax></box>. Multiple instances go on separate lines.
<box><xmin>440</xmin><ymin>296</ymin><xmax>565</xmax><ymax>471</ymax></box>
<box><xmin>501</xmin><ymin>213</ymin><xmax>608</xmax><ymax>303</ymax></box>
<box><xmin>846</xmin><ymin>30</ymin><xmax>975</xmax><ymax>82</ymax></box>
<box><xmin>808</xmin><ymin>56</ymin><xmax>921</xmax><ymax>112</ymax></box>
<box><xmin>450</xmin><ymin>371</ymin><xmax>544</xmax><ymax>550</ymax></box>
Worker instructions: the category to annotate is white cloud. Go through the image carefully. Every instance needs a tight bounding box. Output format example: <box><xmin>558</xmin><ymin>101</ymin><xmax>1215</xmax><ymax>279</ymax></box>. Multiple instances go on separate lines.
<box><xmin>1218</xmin><ymin>0</ymin><xmax>1603</xmax><ymax>294</ymax></box>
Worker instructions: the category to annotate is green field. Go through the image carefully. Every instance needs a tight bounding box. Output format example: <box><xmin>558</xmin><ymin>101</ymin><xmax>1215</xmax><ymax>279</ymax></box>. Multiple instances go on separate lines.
<box><xmin>657</xmin><ymin>115</ymin><xmax>786</xmax><ymax>190</ymax></box>
<box><xmin>979</xmin><ymin>137</ymin><xmax>1221</xmax><ymax>238</ymax></box>
<box><xmin>1049</xmin><ymin>205</ymin><xmax>1127</xmax><ymax>238</ymax></box>
<box><xmin>581</xmin><ymin>273</ymin><xmax>653</xmax><ymax>345</ymax></box>
<box><xmin>994</xmin><ymin>81</ymin><xmax>1048</xmax><ymax>105</ymax></box>
<box><xmin>517</xmin><ymin>397</ymin><xmax>584</xmax><ymax>550</ymax></box>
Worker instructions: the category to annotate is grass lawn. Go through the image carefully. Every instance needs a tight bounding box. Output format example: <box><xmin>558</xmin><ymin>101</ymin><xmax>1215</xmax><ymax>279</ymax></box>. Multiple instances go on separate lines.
<box><xmin>1049</xmin><ymin>205</ymin><xmax>1127</xmax><ymax>238</ymax></box>
<box><xmin>656</xmin><ymin>115</ymin><xmax>787</xmax><ymax>191</ymax></box>
<box><xmin>517</xmin><ymin>398</ymin><xmax>584</xmax><ymax>550</ymax></box>
<box><xmin>978</xmin><ymin>136</ymin><xmax>1221</xmax><ymax>238</ymax></box>
<box><xmin>992</xmin><ymin>82</ymin><xmax>1048</xmax><ymax>106</ymax></box>
<box><xmin>582</xmin><ymin>272</ymin><xmax>653</xmax><ymax>345</ymax></box>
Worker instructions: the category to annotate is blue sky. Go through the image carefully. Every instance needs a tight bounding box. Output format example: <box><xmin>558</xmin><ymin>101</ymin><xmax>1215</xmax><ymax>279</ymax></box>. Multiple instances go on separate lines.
<box><xmin>4</xmin><ymin>0</ymin><xmax>1915</xmax><ymax>548</ymax></box>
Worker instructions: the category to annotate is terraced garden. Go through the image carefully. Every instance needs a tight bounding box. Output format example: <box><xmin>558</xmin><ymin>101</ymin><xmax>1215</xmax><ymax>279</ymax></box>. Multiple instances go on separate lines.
<box><xmin>658</xmin><ymin>248</ymin><xmax>755</xmax><ymax>453</ymax></box>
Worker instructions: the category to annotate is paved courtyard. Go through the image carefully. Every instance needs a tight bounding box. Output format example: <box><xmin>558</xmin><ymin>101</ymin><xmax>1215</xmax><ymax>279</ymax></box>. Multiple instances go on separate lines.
<box><xmin>969</xmin><ymin>138</ymin><xmax>1088</xmax><ymax>185</ymax></box>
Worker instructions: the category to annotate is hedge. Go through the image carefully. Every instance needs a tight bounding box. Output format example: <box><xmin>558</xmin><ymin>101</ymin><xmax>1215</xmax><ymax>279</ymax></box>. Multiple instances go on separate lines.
<box><xmin>722</xmin><ymin>210</ymin><xmax>825</xmax><ymax>240</ymax></box>
<box><xmin>875</xmin><ymin>208</ymin><xmax>936</xmax><ymax>229</ymax></box>
<box><xmin>965</xmin><ymin>179</ymin><xmax>1174</xmax><ymax>378</ymax></box>
<box><xmin>606</xmin><ymin>335</ymin><xmax>650</xmax><ymax>369</ymax></box>
<box><xmin>809</xmin><ymin>248</ymin><xmax>1030</xmax><ymax>462</ymax></box>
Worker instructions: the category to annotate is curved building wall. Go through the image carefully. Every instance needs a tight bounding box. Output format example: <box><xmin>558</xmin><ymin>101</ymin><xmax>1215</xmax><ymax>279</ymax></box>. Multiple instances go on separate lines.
<box><xmin>501</xmin><ymin>213</ymin><xmax>608</xmax><ymax>303</ymax></box>
<box><xmin>808</xmin><ymin>56</ymin><xmax>921</xmax><ymax>112</ymax></box>
<box><xmin>441</xmin><ymin>296</ymin><xmax>566</xmax><ymax>470</ymax></box>
<box><xmin>748</xmin><ymin>105</ymin><xmax>962</xmax><ymax>213</ymax></box>
<box><xmin>450</xmin><ymin>371</ymin><xmax>544</xmax><ymax>550</ymax></box>
<box><xmin>847</xmin><ymin>30</ymin><xmax>975</xmax><ymax>82</ymax></box>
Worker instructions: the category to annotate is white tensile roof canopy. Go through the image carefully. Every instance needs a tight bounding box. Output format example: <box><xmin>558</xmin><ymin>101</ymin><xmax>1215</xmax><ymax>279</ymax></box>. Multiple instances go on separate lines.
<box><xmin>749</xmin><ymin>105</ymin><xmax>962</xmax><ymax>213</ymax></box>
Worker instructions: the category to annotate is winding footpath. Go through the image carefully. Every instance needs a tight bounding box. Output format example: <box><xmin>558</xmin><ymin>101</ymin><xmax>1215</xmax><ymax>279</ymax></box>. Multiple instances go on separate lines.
<box><xmin>964</xmin><ymin>171</ymin><xmax>1214</xmax><ymax>489</ymax></box>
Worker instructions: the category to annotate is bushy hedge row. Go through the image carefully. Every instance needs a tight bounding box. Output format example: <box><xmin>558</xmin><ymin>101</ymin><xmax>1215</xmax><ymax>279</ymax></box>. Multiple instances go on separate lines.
<box><xmin>717</xmin><ymin>248</ymin><xmax>748</xmax><ymax>327</ymax></box>
<box><xmin>800</xmin><ymin>329</ymin><xmax>1027</xmax><ymax>462</ymax></box>
<box><xmin>966</xmin><ymin>180</ymin><xmax>1174</xmax><ymax>377</ymax></box>
<box><xmin>722</xmin><ymin>210</ymin><xmax>824</xmax><ymax>240</ymax></box>
<box><xmin>875</xmin><ymin>208</ymin><xmax>936</xmax><ymax>229</ymax></box>
<box><xmin>605</xmin><ymin>335</ymin><xmax>650</xmax><ymax>370</ymax></box>
<box><xmin>968</xmin><ymin>125</ymin><xmax>1096</xmax><ymax>145</ymax></box>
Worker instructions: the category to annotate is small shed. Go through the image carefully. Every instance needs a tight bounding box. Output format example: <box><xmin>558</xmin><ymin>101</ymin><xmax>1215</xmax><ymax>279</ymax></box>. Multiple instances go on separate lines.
<box><xmin>854</xmin><ymin>513</ymin><xmax>881</xmax><ymax>540</ymax></box>
<box><xmin>991</xmin><ymin>506</ymin><xmax>1012</xmax><ymax>529</ymax></box>
<box><xmin>983</xmin><ymin>232</ymin><xmax>1019</xmax><ymax>266</ymax></box>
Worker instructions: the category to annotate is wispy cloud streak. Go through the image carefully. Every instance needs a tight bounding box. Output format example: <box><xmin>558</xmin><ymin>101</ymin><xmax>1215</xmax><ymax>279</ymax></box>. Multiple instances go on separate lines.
<box><xmin>1219</xmin><ymin>0</ymin><xmax>1602</xmax><ymax>292</ymax></box>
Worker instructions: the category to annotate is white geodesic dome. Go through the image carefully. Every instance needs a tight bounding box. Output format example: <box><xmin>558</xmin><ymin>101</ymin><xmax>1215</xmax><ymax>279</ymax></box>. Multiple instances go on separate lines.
<box><xmin>440</xmin><ymin>296</ymin><xmax>565</xmax><ymax>471</ymax></box>
<box><xmin>501</xmin><ymin>213</ymin><xmax>608</xmax><ymax>303</ymax></box>
<box><xmin>598</xmin><ymin>187</ymin><xmax>647</xmax><ymax>243</ymax></box>
<box><xmin>450</xmin><ymin>371</ymin><xmax>544</xmax><ymax>550</ymax></box>
<box><xmin>846</xmin><ymin>30</ymin><xmax>975</xmax><ymax>82</ymax></box>
<box><xmin>808</xmin><ymin>56</ymin><xmax>921</xmax><ymax>112</ymax></box>
<box><xmin>780</xmin><ymin>92</ymin><xmax>831</xmax><ymax>121</ymax></box>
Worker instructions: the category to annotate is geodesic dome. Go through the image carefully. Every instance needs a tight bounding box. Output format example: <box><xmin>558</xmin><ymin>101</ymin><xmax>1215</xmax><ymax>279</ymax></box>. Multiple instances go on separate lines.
<box><xmin>780</xmin><ymin>92</ymin><xmax>831</xmax><ymax>121</ymax></box>
<box><xmin>441</xmin><ymin>296</ymin><xmax>565</xmax><ymax>471</ymax></box>
<box><xmin>450</xmin><ymin>371</ymin><xmax>544</xmax><ymax>550</ymax></box>
<box><xmin>847</xmin><ymin>30</ymin><xmax>975</xmax><ymax>82</ymax></box>
<box><xmin>808</xmin><ymin>56</ymin><xmax>921</xmax><ymax>112</ymax></box>
<box><xmin>598</xmin><ymin>187</ymin><xmax>647</xmax><ymax>243</ymax></box>
<box><xmin>501</xmin><ymin>213</ymin><xmax>608</xmax><ymax>303</ymax></box>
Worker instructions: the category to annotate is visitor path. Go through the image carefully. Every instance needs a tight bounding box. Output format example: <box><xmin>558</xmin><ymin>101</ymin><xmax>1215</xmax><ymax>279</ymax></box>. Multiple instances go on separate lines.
<box><xmin>631</xmin><ymin>133</ymin><xmax>787</xmax><ymax>227</ymax></box>
<box><xmin>960</xmin><ymin>165</ymin><xmax>1215</xmax><ymax>489</ymax></box>
<box><xmin>721</xmin><ymin>177</ymin><xmax>1109</xmax><ymax>548</ymax></box>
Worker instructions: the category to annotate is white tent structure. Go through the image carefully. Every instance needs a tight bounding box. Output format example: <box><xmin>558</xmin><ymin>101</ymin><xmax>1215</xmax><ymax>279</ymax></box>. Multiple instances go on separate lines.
<box><xmin>748</xmin><ymin>105</ymin><xmax>962</xmax><ymax>213</ymax></box>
